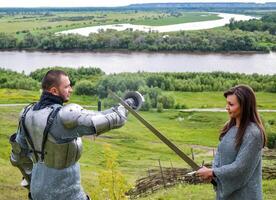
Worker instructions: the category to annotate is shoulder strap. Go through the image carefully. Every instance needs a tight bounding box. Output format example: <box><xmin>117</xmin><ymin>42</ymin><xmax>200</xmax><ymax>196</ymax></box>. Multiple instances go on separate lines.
<box><xmin>41</xmin><ymin>106</ymin><xmax>62</xmax><ymax>161</ymax></box>
<box><xmin>20</xmin><ymin>103</ymin><xmax>39</xmax><ymax>161</ymax></box>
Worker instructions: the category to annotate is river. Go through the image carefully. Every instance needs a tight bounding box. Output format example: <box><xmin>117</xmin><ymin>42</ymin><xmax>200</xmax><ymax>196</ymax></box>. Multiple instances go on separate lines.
<box><xmin>59</xmin><ymin>13</ymin><xmax>256</xmax><ymax>36</ymax></box>
<box><xmin>1</xmin><ymin>51</ymin><xmax>276</xmax><ymax>75</ymax></box>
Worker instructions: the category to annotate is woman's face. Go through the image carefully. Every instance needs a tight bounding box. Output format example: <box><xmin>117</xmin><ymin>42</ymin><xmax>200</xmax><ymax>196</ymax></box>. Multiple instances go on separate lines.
<box><xmin>226</xmin><ymin>94</ymin><xmax>241</xmax><ymax>119</ymax></box>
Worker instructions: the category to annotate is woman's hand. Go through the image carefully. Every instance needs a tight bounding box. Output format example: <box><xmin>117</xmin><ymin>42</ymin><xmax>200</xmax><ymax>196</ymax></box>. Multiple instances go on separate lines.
<box><xmin>196</xmin><ymin>166</ymin><xmax>214</xmax><ymax>181</ymax></box>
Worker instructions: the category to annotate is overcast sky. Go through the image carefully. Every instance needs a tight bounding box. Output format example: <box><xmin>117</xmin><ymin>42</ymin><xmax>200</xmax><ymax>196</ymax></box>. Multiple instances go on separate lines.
<box><xmin>0</xmin><ymin>0</ymin><xmax>275</xmax><ymax>8</ymax></box>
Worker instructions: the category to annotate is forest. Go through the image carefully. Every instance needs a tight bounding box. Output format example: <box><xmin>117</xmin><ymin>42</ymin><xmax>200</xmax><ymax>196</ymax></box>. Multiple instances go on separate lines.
<box><xmin>0</xmin><ymin>27</ymin><xmax>275</xmax><ymax>52</ymax></box>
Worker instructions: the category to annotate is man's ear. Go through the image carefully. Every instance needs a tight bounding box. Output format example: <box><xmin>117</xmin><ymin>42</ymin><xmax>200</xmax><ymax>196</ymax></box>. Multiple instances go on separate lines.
<box><xmin>48</xmin><ymin>87</ymin><xmax>59</xmax><ymax>96</ymax></box>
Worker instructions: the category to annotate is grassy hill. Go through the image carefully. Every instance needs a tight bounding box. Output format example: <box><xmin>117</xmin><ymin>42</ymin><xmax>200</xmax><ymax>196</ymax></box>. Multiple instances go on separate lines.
<box><xmin>0</xmin><ymin>89</ymin><xmax>275</xmax><ymax>199</ymax></box>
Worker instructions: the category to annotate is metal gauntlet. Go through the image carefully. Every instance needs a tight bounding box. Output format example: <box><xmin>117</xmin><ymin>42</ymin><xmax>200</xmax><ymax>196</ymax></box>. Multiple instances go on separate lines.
<box><xmin>92</xmin><ymin>105</ymin><xmax>128</xmax><ymax>135</ymax></box>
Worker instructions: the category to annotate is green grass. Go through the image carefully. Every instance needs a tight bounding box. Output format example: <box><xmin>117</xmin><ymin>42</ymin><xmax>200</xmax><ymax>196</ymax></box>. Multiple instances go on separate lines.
<box><xmin>0</xmin><ymin>88</ymin><xmax>97</xmax><ymax>105</ymax></box>
<box><xmin>138</xmin><ymin>179</ymin><xmax>276</xmax><ymax>200</ymax></box>
<box><xmin>0</xmin><ymin>88</ymin><xmax>39</xmax><ymax>104</ymax></box>
<box><xmin>2</xmin><ymin>89</ymin><xmax>276</xmax><ymax>110</ymax></box>
<box><xmin>0</xmin><ymin>88</ymin><xmax>275</xmax><ymax>199</ymax></box>
<box><xmin>164</xmin><ymin>91</ymin><xmax>276</xmax><ymax>109</ymax></box>
<box><xmin>132</xmin><ymin>12</ymin><xmax>221</xmax><ymax>26</ymax></box>
<box><xmin>0</xmin><ymin>101</ymin><xmax>276</xmax><ymax>199</ymax></box>
<box><xmin>139</xmin><ymin>184</ymin><xmax>215</xmax><ymax>200</ymax></box>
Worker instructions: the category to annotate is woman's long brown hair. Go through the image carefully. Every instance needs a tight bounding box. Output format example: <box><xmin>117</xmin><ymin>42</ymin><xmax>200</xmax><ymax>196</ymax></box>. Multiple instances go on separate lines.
<box><xmin>219</xmin><ymin>85</ymin><xmax>266</xmax><ymax>149</ymax></box>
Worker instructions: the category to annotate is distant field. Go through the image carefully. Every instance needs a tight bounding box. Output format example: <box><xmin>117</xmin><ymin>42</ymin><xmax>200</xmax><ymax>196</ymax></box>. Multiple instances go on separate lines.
<box><xmin>0</xmin><ymin>11</ymin><xmax>220</xmax><ymax>34</ymax></box>
<box><xmin>131</xmin><ymin>12</ymin><xmax>220</xmax><ymax>26</ymax></box>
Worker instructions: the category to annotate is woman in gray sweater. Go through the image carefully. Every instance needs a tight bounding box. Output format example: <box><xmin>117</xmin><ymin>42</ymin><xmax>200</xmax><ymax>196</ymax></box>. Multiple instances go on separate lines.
<box><xmin>196</xmin><ymin>85</ymin><xmax>266</xmax><ymax>200</ymax></box>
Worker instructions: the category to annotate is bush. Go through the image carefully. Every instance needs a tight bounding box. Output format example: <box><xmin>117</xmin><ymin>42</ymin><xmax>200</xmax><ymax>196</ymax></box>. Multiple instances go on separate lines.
<box><xmin>175</xmin><ymin>103</ymin><xmax>188</xmax><ymax>109</ymax></box>
<box><xmin>102</xmin><ymin>96</ymin><xmax>119</xmax><ymax>109</ymax></box>
<box><xmin>100</xmin><ymin>91</ymin><xmax>124</xmax><ymax>109</ymax></box>
<box><xmin>97</xmin><ymin>74</ymin><xmax>145</xmax><ymax>98</ymax></box>
<box><xmin>140</xmin><ymin>94</ymin><xmax>151</xmax><ymax>111</ymax></box>
<box><xmin>157</xmin><ymin>102</ymin><xmax>163</xmax><ymax>113</ymax></box>
<box><xmin>157</xmin><ymin>94</ymin><xmax>175</xmax><ymax>109</ymax></box>
<box><xmin>0</xmin><ymin>68</ymin><xmax>39</xmax><ymax>90</ymax></box>
<box><xmin>267</xmin><ymin>132</ymin><xmax>276</xmax><ymax>149</ymax></box>
<box><xmin>74</xmin><ymin>80</ymin><xmax>97</xmax><ymax>96</ymax></box>
<box><xmin>138</xmin><ymin>86</ymin><xmax>162</xmax><ymax>108</ymax></box>
<box><xmin>0</xmin><ymin>33</ymin><xmax>17</xmax><ymax>48</ymax></box>
<box><xmin>2</xmin><ymin>78</ymin><xmax>39</xmax><ymax>90</ymax></box>
<box><xmin>30</xmin><ymin>67</ymin><xmax>104</xmax><ymax>86</ymax></box>
<box><xmin>91</xmin><ymin>145</ymin><xmax>130</xmax><ymax>200</ymax></box>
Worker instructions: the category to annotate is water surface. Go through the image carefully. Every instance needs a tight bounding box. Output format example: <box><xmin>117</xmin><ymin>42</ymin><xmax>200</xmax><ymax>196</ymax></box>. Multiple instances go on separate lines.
<box><xmin>1</xmin><ymin>51</ymin><xmax>275</xmax><ymax>75</ymax></box>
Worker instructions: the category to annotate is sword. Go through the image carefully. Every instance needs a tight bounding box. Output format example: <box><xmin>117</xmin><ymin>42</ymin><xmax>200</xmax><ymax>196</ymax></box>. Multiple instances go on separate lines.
<box><xmin>109</xmin><ymin>90</ymin><xmax>217</xmax><ymax>186</ymax></box>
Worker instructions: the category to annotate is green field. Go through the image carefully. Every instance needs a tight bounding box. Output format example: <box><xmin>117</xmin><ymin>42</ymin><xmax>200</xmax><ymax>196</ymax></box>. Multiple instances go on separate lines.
<box><xmin>131</xmin><ymin>12</ymin><xmax>220</xmax><ymax>26</ymax></box>
<box><xmin>164</xmin><ymin>91</ymin><xmax>276</xmax><ymax>109</ymax></box>
<box><xmin>1</xmin><ymin>89</ymin><xmax>276</xmax><ymax>109</ymax></box>
<box><xmin>0</xmin><ymin>11</ymin><xmax>221</xmax><ymax>35</ymax></box>
<box><xmin>0</xmin><ymin>88</ymin><xmax>97</xmax><ymax>105</ymax></box>
<box><xmin>0</xmin><ymin>89</ymin><xmax>275</xmax><ymax>199</ymax></box>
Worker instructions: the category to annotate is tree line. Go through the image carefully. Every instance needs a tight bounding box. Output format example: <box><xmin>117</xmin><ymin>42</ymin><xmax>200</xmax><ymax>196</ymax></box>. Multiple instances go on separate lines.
<box><xmin>29</xmin><ymin>66</ymin><xmax>104</xmax><ymax>85</ymax></box>
<box><xmin>0</xmin><ymin>28</ymin><xmax>275</xmax><ymax>52</ymax></box>
<box><xmin>1</xmin><ymin>68</ymin><xmax>276</xmax><ymax>109</ymax></box>
<box><xmin>2</xmin><ymin>68</ymin><xmax>276</xmax><ymax>94</ymax></box>
<box><xmin>228</xmin><ymin>13</ymin><xmax>276</xmax><ymax>35</ymax></box>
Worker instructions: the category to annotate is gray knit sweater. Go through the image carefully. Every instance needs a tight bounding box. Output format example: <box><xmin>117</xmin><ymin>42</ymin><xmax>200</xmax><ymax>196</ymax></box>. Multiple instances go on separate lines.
<box><xmin>213</xmin><ymin>123</ymin><xmax>263</xmax><ymax>200</ymax></box>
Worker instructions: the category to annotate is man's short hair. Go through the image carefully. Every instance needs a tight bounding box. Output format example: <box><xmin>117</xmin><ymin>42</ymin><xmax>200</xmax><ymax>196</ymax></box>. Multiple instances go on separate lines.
<box><xmin>42</xmin><ymin>70</ymin><xmax>68</xmax><ymax>91</ymax></box>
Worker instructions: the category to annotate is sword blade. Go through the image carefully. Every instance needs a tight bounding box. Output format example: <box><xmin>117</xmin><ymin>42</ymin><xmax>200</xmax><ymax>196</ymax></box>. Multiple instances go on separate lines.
<box><xmin>109</xmin><ymin>90</ymin><xmax>200</xmax><ymax>170</ymax></box>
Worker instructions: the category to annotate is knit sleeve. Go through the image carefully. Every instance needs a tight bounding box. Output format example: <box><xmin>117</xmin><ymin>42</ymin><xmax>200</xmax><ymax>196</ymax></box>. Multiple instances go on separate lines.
<box><xmin>213</xmin><ymin>126</ymin><xmax>263</xmax><ymax>199</ymax></box>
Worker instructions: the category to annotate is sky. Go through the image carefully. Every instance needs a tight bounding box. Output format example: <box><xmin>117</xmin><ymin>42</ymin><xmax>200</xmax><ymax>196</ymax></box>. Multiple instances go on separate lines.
<box><xmin>0</xmin><ymin>0</ymin><xmax>275</xmax><ymax>8</ymax></box>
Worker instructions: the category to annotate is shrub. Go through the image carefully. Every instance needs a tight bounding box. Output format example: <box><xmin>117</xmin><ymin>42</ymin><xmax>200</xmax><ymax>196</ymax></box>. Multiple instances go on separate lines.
<box><xmin>74</xmin><ymin>80</ymin><xmax>97</xmax><ymax>96</ymax></box>
<box><xmin>157</xmin><ymin>94</ymin><xmax>175</xmax><ymax>109</ymax></box>
<box><xmin>30</xmin><ymin>67</ymin><xmax>104</xmax><ymax>86</ymax></box>
<box><xmin>267</xmin><ymin>132</ymin><xmax>276</xmax><ymax>149</ymax></box>
<box><xmin>140</xmin><ymin>94</ymin><xmax>152</xmax><ymax>111</ymax></box>
<box><xmin>91</xmin><ymin>145</ymin><xmax>131</xmax><ymax>200</ymax></box>
<box><xmin>157</xmin><ymin>102</ymin><xmax>163</xmax><ymax>113</ymax></box>
<box><xmin>138</xmin><ymin>86</ymin><xmax>162</xmax><ymax>108</ymax></box>
<box><xmin>175</xmin><ymin>103</ymin><xmax>188</xmax><ymax>109</ymax></box>
<box><xmin>0</xmin><ymin>68</ymin><xmax>39</xmax><ymax>90</ymax></box>
<box><xmin>97</xmin><ymin>74</ymin><xmax>145</xmax><ymax>98</ymax></box>
<box><xmin>2</xmin><ymin>78</ymin><xmax>39</xmax><ymax>90</ymax></box>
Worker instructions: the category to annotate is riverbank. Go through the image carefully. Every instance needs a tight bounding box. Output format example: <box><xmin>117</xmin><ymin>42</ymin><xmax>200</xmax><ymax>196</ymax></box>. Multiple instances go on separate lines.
<box><xmin>0</xmin><ymin>48</ymin><xmax>271</xmax><ymax>54</ymax></box>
